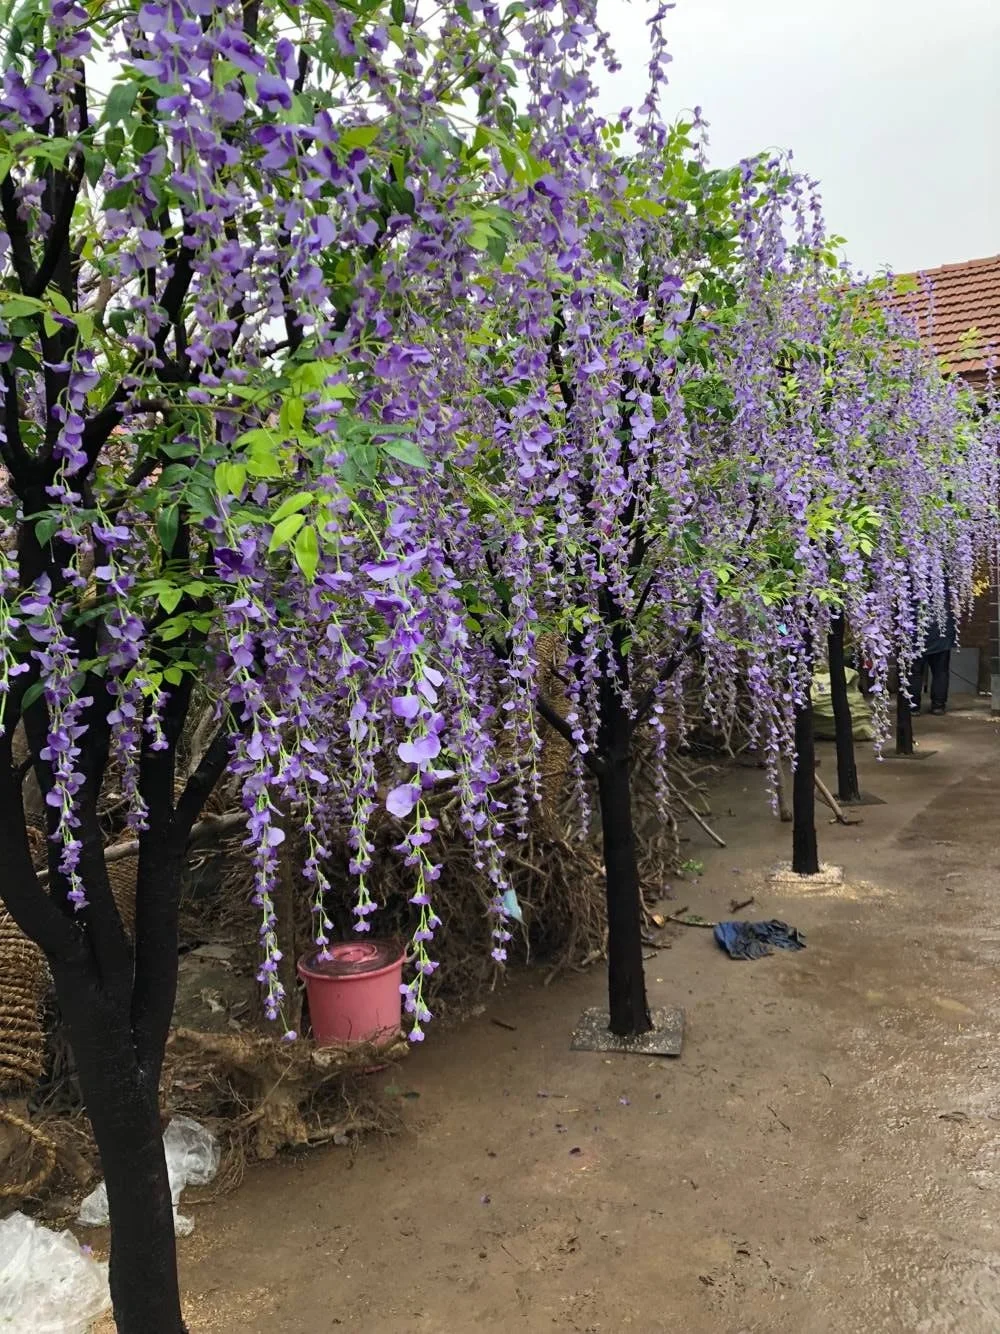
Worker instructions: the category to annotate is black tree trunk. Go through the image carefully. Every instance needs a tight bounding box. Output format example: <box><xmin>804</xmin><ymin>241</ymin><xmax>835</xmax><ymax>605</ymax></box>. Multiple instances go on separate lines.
<box><xmin>827</xmin><ymin>616</ymin><xmax>861</xmax><ymax>803</ymax></box>
<box><xmin>792</xmin><ymin>683</ymin><xmax>819</xmax><ymax>876</ymax></box>
<box><xmin>895</xmin><ymin>669</ymin><xmax>914</xmax><ymax>755</ymax></box>
<box><xmin>49</xmin><ymin>842</ymin><xmax>188</xmax><ymax>1334</ymax></box>
<box><xmin>0</xmin><ymin>698</ymin><xmax>230</xmax><ymax>1333</ymax></box>
<box><xmin>57</xmin><ymin>962</ymin><xmax>185</xmax><ymax>1332</ymax></box>
<box><xmin>595</xmin><ymin>672</ymin><xmax>651</xmax><ymax>1038</ymax></box>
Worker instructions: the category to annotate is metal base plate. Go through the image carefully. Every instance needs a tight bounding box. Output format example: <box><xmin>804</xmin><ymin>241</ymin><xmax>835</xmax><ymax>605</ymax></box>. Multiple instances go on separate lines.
<box><xmin>571</xmin><ymin>1006</ymin><xmax>684</xmax><ymax>1056</ymax></box>
<box><xmin>882</xmin><ymin>750</ymin><xmax>937</xmax><ymax>761</ymax></box>
<box><xmin>842</xmin><ymin>791</ymin><xmax>886</xmax><ymax>807</ymax></box>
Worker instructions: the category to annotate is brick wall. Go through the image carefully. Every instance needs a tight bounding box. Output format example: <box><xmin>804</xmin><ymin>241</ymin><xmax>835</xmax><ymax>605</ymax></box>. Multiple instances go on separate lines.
<box><xmin>957</xmin><ymin>367</ymin><xmax>997</xmax><ymax>694</ymax></box>
<box><xmin>961</xmin><ymin>579</ymin><xmax>998</xmax><ymax>692</ymax></box>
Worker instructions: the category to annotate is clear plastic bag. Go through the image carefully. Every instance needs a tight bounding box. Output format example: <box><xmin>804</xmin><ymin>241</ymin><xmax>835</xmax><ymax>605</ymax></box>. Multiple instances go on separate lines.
<box><xmin>0</xmin><ymin>1211</ymin><xmax>110</xmax><ymax>1332</ymax></box>
<box><xmin>78</xmin><ymin>1115</ymin><xmax>220</xmax><ymax>1237</ymax></box>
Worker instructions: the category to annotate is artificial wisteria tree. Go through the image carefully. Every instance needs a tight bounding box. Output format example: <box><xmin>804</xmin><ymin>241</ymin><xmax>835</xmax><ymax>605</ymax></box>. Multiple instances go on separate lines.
<box><xmin>453</xmin><ymin>68</ymin><xmax>877</xmax><ymax>1018</ymax></box>
<box><xmin>3</xmin><ymin>0</ymin><xmax>997</xmax><ymax>1327</ymax></box>
<box><xmin>717</xmin><ymin>265</ymin><xmax>998</xmax><ymax>865</ymax></box>
<box><xmin>774</xmin><ymin>275</ymin><xmax>997</xmax><ymax>779</ymax></box>
<box><xmin>459</xmin><ymin>76</ymin><xmax>999</xmax><ymax>1019</ymax></box>
<box><xmin>0</xmin><ymin>0</ymin><xmax>618</xmax><ymax>1326</ymax></box>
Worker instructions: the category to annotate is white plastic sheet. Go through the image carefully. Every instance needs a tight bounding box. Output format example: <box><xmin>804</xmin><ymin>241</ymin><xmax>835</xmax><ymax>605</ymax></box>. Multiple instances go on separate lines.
<box><xmin>0</xmin><ymin>1211</ymin><xmax>110</xmax><ymax>1333</ymax></box>
<box><xmin>78</xmin><ymin>1115</ymin><xmax>220</xmax><ymax>1237</ymax></box>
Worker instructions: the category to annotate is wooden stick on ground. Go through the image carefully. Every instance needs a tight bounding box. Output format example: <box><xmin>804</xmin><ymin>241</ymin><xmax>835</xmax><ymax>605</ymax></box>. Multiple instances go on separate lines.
<box><xmin>814</xmin><ymin>771</ymin><xmax>861</xmax><ymax>826</ymax></box>
<box><xmin>675</xmin><ymin>791</ymin><xmax>727</xmax><ymax>848</ymax></box>
<box><xmin>666</xmin><ymin>909</ymin><xmax>717</xmax><ymax>928</ymax></box>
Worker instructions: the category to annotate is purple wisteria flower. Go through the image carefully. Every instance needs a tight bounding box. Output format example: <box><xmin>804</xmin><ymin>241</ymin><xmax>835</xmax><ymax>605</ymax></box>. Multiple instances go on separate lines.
<box><xmin>0</xmin><ymin>0</ymin><xmax>994</xmax><ymax>1057</ymax></box>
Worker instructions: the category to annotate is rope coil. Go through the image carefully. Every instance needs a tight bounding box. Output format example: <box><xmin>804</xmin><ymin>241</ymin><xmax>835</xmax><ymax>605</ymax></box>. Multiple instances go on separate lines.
<box><xmin>0</xmin><ymin>1108</ymin><xmax>57</xmax><ymax>1200</ymax></box>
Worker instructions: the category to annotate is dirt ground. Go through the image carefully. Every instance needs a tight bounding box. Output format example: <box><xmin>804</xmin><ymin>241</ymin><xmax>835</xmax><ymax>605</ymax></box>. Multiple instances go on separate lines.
<box><xmin>168</xmin><ymin>699</ymin><xmax>1000</xmax><ymax>1333</ymax></box>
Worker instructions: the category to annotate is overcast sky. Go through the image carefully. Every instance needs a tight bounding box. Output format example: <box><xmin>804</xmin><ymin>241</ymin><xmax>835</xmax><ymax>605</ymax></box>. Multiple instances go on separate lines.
<box><xmin>595</xmin><ymin>0</ymin><xmax>999</xmax><ymax>277</ymax></box>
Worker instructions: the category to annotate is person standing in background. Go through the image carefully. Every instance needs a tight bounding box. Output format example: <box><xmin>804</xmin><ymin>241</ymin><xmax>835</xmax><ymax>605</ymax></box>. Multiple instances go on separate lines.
<box><xmin>910</xmin><ymin>606</ymin><xmax>957</xmax><ymax>715</ymax></box>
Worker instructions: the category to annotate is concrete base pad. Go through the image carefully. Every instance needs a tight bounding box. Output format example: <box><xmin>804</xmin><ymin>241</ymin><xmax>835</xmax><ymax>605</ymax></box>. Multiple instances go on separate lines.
<box><xmin>571</xmin><ymin>1006</ymin><xmax>684</xmax><ymax>1057</ymax></box>
<box><xmin>771</xmin><ymin>863</ymin><xmax>844</xmax><ymax>887</ymax></box>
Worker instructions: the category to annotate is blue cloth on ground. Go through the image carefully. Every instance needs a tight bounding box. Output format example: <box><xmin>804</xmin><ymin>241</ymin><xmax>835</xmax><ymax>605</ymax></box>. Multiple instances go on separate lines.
<box><xmin>713</xmin><ymin>919</ymin><xmax>806</xmax><ymax>960</ymax></box>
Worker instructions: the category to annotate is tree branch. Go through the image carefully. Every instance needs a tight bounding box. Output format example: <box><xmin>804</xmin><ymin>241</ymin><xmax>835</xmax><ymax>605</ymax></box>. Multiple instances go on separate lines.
<box><xmin>0</xmin><ymin>364</ymin><xmax>40</xmax><ymax>483</ymax></box>
<box><xmin>28</xmin><ymin>154</ymin><xmax>84</xmax><ymax>298</ymax></box>
<box><xmin>23</xmin><ymin>686</ymin><xmax>132</xmax><ymax>982</ymax></box>
<box><xmin>81</xmin><ymin>229</ymin><xmax>197</xmax><ymax>466</ymax></box>
<box><xmin>36</xmin><ymin>810</ymin><xmax>249</xmax><ymax>882</ymax></box>
<box><xmin>536</xmin><ymin>692</ymin><xmax>603</xmax><ymax>776</ymax></box>
<box><xmin>629</xmin><ymin>481</ymin><xmax>761</xmax><ymax>734</ymax></box>
<box><xmin>0</xmin><ymin>730</ymin><xmax>81</xmax><ymax>963</ymax></box>
<box><xmin>548</xmin><ymin>305</ymin><xmax>575</xmax><ymax>412</ymax></box>
<box><xmin>175</xmin><ymin>719</ymin><xmax>234</xmax><ymax>836</ymax></box>
<box><xmin>0</xmin><ymin>174</ymin><xmax>37</xmax><ymax>289</ymax></box>
<box><xmin>631</xmin><ymin>601</ymin><xmax>704</xmax><ymax>732</ymax></box>
<box><xmin>634</xmin><ymin>571</ymin><xmax>656</xmax><ymax>620</ymax></box>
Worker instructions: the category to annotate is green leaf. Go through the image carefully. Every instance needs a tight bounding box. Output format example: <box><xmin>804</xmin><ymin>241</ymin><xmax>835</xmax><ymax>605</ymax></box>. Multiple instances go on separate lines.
<box><xmin>499</xmin><ymin>144</ymin><xmax>518</xmax><ymax>178</ymax></box>
<box><xmin>239</xmin><ymin>431</ymin><xmax>284</xmax><ymax>479</ymax></box>
<box><xmin>34</xmin><ymin>516</ymin><xmax>58</xmax><ymax>546</ymax></box>
<box><xmin>1</xmin><ymin>294</ymin><xmax>46</xmax><ymax>319</ymax></box>
<box><xmin>289</xmin><ymin>361</ymin><xmax>329</xmax><ymax>392</ymax></box>
<box><xmin>391</xmin><ymin>0</ymin><xmax>405</xmax><ymax>21</ymax></box>
<box><xmin>157</xmin><ymin>505</ymin><xmax>179</xmax><ymax>555</ymax></box>
<box><xmin>485</xmin><ymin>232</ymin><xmax>508</xmax><ymax>265</ymax></box>
<box><xmin>104</xmin><ymin>81</ymin><xmax>139</xmax><ymax>126</ymax></box>
<box><xmin>279</xmin><ymin>396</ymin><xmax>306</xmax><ymax>432</ymax></box>
<box><xmin>83</xmin><ymin>146</ymin><xmax>105</xmax><ymax>188</ymax></box>
<box><xmin>292</xmin><ymin>523</ymin><xmax>319</xmax><ymax>580</ymax></box>
<box><xmin>629</xmin><ymin>196</ymin><xmax>667</xmax><ymax>219</ymax></box>
<box><xmin>132</xmin><ymin>122</ymin><xmax>157</xmax><ymax>155</ymax></box>
<box><xmin>104</xmin><ymin>125</ymin><xmax>125</xmax><ymax>166</ymax></box>
<box><xmin>270</xmin><ymin>491</ymin><xmax>314</xmax><ymax>525</ymax></box>
<box><xmin>20</xmin><ymin>681</ymin><xmax>45</xmax><ymax>711</ymax></box>
<box><xmin>269</xmin><ymin>513</ymin><xmax>306</xmax><ymax>550</ymax></box>
<box><xmin>382</xmin><ymin>438</ymin><xmax>429</xmax><ymax>469</ymax></box>
<box><xmin>341</xmin><ymin>123</ymin><xmax>380</xmax><ymax>150</ymax></box>
<box><xmin>247</xmin><ymin>448</ymin><xmax>283</xmax><ymax>479</ymax></box>
<box><xmin>159</xmin><ymin>441</ymin><xmax>193</xmax><ymax>460</ymax></box>
<box><xmin>11</xmin><ymin>345</ymin><xmax>40</xmax><ymax>373</ymax></box>
<box><xmin>163</xmin><ymin>665</ymin><xmax>184</xmax><ymax>686</ymax></box>
<box><xmin>158</xmin><ymin>587</ymin><xmax>184</xmax><ymax>613</ymax></box>
<box><xmin>214</xmin><ymin>461</ymin><xmax>247</xmax><ymax>497</ymax></box>
<box><xmin>158</xmin><ymin>616</ymin><xmax>190</xmax><ymax>642</ymax></box>
<box><xmin>104</xmin><ymin>182</ymin><xmax>133</xmax><ymax>210</ymax></box>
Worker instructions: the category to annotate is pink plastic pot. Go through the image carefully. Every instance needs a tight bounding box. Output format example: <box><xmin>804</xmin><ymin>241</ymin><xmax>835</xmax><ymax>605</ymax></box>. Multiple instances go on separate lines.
<box><xmin>297</xmin><ymin>940</ymin><xmax>405</xmax><ymax>1048</ymax></box>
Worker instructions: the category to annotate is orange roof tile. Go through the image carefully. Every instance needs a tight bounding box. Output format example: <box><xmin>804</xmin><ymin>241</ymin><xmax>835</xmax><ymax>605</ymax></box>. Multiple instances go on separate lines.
<box><xmin>892</xmin><ymin>253</ymin><xmax>1000</xmax><ymax>379</ymax></box>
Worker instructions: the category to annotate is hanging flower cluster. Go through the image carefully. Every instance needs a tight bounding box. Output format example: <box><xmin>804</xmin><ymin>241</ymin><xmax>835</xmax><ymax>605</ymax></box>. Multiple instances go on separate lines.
<box><xmin>0</xmin><ymin>0</ymin><xmax>996</xmax><ymax>1047</ymax></box>
<box><xmin>0</xmin><ymin>0</ymin><xmax>633</xmax><ymax>1039</ymax></box>
<box><xmin>450</xmin><ymin>102</ymin><xmax>999</xmax><ymax>806</ymax></box>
